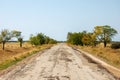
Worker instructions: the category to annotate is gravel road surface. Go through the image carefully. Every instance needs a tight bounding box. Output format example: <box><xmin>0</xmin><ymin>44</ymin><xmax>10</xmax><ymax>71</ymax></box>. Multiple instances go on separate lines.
<box><xmin>0</xmin><ymin>44</ymin><xmax>116</xmax><ymax>80</ymax></box>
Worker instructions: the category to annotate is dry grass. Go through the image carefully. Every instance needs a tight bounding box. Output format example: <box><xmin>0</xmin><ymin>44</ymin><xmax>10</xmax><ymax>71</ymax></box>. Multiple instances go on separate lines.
<box><xmin>0</xmin><ymin>42</ymin><xmax>33</xmax><ymax>63</ymax></box>
<box><xmin>0</xmin><ymin>42</ymin><xmax>54</xmax><ymax>70</ymax></box>
<box><xmin>77</xmin><ymin>43</ymin><xmax>120</xmax><ymax>69</ymax></box>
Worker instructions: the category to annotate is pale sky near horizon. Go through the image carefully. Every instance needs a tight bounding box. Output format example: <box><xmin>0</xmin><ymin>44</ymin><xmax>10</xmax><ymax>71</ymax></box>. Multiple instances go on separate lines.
<box><xmin>0</xmin><ymin>0</ymin><xmax>120</xmax><ymax>41</ymax></box>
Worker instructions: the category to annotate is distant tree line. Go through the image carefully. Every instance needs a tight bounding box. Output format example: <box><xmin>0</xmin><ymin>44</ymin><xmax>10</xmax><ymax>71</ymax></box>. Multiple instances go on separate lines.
<box><xmin>67</xmin><ymin>25</ymin><xmax>118</xmax><ymax>47</ymax></box>
<box><xmin>29</xmin><ymin>33</ymin><xmax>57</xmax><ymax>46</ymax></box>
<box><xmin>0</xmin><ymin>29</ymin><xmax>57</xmax><ymax>50</ymax></box>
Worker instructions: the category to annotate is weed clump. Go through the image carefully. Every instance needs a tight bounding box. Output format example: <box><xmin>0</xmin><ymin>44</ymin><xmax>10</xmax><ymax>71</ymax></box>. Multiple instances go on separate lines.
<box><xmin>111</xmin><ymin>42</ymin><xmax>120</xmax><ymax>49</ymax></box>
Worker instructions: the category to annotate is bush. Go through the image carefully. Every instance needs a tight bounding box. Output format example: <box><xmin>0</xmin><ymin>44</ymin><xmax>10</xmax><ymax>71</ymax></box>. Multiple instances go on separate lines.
<box><xmin>29</xmin><ymin>33</ymin><xmax>57</xmax><ymax>46</ymax></box>
<box><xmin>111</xmin><ymin>42</ymin><xmax>120</xmax><ymax>49</ymax></box>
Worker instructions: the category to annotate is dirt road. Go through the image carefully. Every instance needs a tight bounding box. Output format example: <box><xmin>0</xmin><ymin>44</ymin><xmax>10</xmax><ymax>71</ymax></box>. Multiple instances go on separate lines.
<box><xmin>0</xmin><ymin>44</ymin><xmax>116</xmax><ymax>80</ymax></box>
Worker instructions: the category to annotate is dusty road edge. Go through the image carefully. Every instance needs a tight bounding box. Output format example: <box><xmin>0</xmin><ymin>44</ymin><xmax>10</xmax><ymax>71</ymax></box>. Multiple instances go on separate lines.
<box><xmin>71</xmin><ymin>46</ymin><xmax>120</xmax><ymax>79</ymax></box>
<box><xmin>0</xmin><ymin>47</ymin><xmax>50</xmax><ymax>77</ymax></box>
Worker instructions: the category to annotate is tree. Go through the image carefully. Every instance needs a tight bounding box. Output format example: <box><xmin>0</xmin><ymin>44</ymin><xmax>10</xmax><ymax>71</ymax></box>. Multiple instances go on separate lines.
<box><xmin>67</xmin><ymin>32</ymin><xmax>83</xmax><ymax>45</ymax></box>
<box><xmin>94</xmin><ymin>25</ymin><xmax>117</xmax><ymax>47</ymax></box>
<box><xmin>12</xmin><ymin>30</ymin><xmax>23</xmax><ymax>47</ymax></box>
<box><xmin>29</xmin><ymin>35</ymin><xmax>40</xmax><ymax>46</ymax></box>
<box><xmin>18</xmin><ymin>37</ymin><xmax>23</xmax><ymax>47</ymax></box>
<box><xmin>29</xmin><ymin>33</ymin><xmax>57</xmax><ymax>45</ymax></box>
<box><xmin>91</xmin><ymin>33</ymin><xmax>97</xmax><ymax>46</ymax></box>
<box><xmin>82</xmin><ymin>33</ymin><xmax>92</xmax><ymax>45</ymax></box>
<box><xmin>82</xmin><ymin>32</ymin><xmax>97</xmax><ymax>46</ymax></box>
<box><xmin>29</xmin><ymin>33</ymin><xmax>45</xmax><ymax>46</ymax></box>
<box><xmin>67</xmin><ymin>32</ymin><xmax>72</xmax><ymax>43</ymax></box>
<box><xmin>36</xmin><ymin>33</ymin><xmax>45</xmax><ymax>45</ymax></box>
<box><xmin>49</xmin><ymin>39</ymin><xmax>57</xmax><ymax>44</ymax></box>
<box><xmin>0</xmin><ymin>29</ymin><xmax>12</xmax><ymax>50</ymax></box>
<box><xmin>44</xmin><ymin>36</ymin><xmax>50</xmax><ymax>44</ymax></box>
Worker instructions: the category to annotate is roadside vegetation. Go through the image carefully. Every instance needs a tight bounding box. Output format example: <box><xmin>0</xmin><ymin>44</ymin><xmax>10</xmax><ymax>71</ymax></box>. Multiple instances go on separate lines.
<box><xmin>67</xmin><ymin>25</ymin><xmax>120</xmax><ymax>68</ymax></box>
<box><xmin>0</xmin><ymin>29</ymin><xmax>23</xmax><ymax>50</ymax></box>
<box><xmin>29</xmin><ymin>33</ymin><xmax>57</xmax><ymax>45</ymax></box>
<box><xmin>67</xmin><ymin>25</ymin><xmax>117</xmax><ymax>47</ymax></box>
<box><xmin>76</xmin><ymin>44</ymin><xmax>120</xmax><ymax>68</ymax></box>
<box><xmin>0</xmin><ymin>29</ymin><xmax>57</xmax><ymax>70</ymax></box>
<box><xmin>0</xmin><ymin>43</ymin><xmax>54</xmax><ymax>70</ymax></box>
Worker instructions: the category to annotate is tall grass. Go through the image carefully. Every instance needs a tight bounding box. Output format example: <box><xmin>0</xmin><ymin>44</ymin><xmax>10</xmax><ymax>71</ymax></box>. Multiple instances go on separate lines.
<box><xmin>69</xmin><ymin>43</ymin><xmax>120</xmax><ymax>69</ymax></box>
<box><xmin>0</xmin><ymin>43</ymin><xmax>53</xmax><ymax>70</ymax></box>
<box><xmin>0</xmin><ymin>50</ymin><xmax>37</xmax><ymax>70</ymax></box>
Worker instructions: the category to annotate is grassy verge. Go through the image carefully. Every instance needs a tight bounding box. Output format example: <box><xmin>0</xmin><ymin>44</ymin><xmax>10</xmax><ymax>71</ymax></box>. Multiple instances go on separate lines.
<box><xmin>0</xmin><ymin>44</ymin><xmax>54</xmax><ymax>70</ymax></box>
<box><xmin>68</xmin><ymin>44</ymin><xmax>120</xmax><ymax>69</ymax></box>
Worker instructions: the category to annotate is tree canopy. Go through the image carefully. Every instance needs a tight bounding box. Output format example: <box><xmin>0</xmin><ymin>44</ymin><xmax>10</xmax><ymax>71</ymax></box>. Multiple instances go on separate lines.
<box><xmin>29</xmin><ymin>33</ymin><xmax>57</xmax><ymax>46</ymax></box>
<box><xmin>94</xmin><ymin>25</ymin><xmax>117</xmax><ymax>47</ymax></box>
<box><xmin>0</xmin><ymin>29</ymin><xmax>12</xmax><ymax>50</ymax></box>
<box><xmin>12</xmin><ymin>30</ymin><xmax>23</xmax><ymax>47</ymax></box>
<box><xmin>67</xmin><ymin>25</ymin><xmax>117</xmax><ymax>47</ymax></box>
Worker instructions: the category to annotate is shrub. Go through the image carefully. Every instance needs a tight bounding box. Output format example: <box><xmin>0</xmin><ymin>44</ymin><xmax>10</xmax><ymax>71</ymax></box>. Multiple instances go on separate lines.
<box><xmin>111</xmin><ymin>42</ymin><xmax>120</xmax><ymax>49</ymax></box>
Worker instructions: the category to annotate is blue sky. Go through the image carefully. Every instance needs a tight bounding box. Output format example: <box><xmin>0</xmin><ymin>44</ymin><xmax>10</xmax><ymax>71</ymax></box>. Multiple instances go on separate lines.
<box><xmin>0</xmin><ymin>0</ymin><xmax>120</xmax><ymax>41</ymax></box>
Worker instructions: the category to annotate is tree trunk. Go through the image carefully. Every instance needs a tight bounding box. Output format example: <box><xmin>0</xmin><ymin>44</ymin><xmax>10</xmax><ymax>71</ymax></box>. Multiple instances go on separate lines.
<box><xmin>2</xmin><ymin>41</ymin><xmax>5</xmax><ymax>50</ymax></box>
<box><xmin>104</xmin><ymin>41</ymin><xmax>107</xmax><ymax>47</ymax></box>
<box><xmin>93</xmin><ymin>41</ymin><xmax>96</xmax><ymax>46</ymax></box>
<box><xmin>20</xmin><ymin>41</ymin><xmax>22</xmax><ymax>47</ymax></box>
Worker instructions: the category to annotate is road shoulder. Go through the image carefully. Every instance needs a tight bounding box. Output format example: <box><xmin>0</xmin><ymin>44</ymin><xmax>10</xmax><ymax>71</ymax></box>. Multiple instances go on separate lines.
<box><xmin>70</xmin><ymin>45</ymin><xmax>120</xmax><ymax>79</ymax></box>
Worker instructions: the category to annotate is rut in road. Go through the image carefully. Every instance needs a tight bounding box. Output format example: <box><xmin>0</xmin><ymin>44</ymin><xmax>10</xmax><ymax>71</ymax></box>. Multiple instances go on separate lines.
<box><xmin>0</xmin><ymin>44</ymin><xmax>116</xmax><ymax>80</ymax></box>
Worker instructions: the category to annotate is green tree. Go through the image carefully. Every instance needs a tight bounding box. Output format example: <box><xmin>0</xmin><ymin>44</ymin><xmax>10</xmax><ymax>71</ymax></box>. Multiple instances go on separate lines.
<box><xmin>67</xmin><ymin>32</ymin><xmax>83</xmax><ymax>45</ymax></box>
<box><xmin>0</xmin><ymin>29</ymin><xmax>12</xmax><ymax>50</ymax></box>
<box><xmin>12</xmin><ymin>30</ymin><xmax>23</xmax><ymax>47</ymax></box>
<box><xmin>29</xmin><ymin>33</ymin><xmax>45</xmax><ymax>46</ymax></box>
<box><xmin>82</xmin><ymin>33</ymin><xmax>92</xmax><ymax>45</ymax></box>
<box><xmin>94</xmin><ymin>25</ymin><xmax>117</xmax><ymax>47</ymax></box>
<box><xmin>82</xmin><ymin>32</ymin><xmax>97</xmax><ymax>46</ymax></box>
<box><xmin>49</xmin><ymin>39</ymin><xmax>57</xmax><ymax>44</ymax></box>
<box><xmin>29</xmin><ymin>35</ymin><xmax>40</xmax><ymax>46</ymax></box>
<box><xmin>29</xmin><ymin>33</ymin><xmax>57</xmax><ymax>45</ymax></box>
<box><xmin>91</xmin><ymin>33</ymin><xmax>97</xmax><ymax>46</ymax></box>
<box><xmin>18</xmin><ymin>37</ymin><xmax>23</xmax><ymax>47</ymax></box>
<box><xmin>36</xmin><ymin>33</ymin><xmax>45</xmax><ymax>45</ymax></box>
<box><xmin>67</xmin><ymin>32</ymin><xmax>72</xmax><ymax>43</ymax></box>
<box><xmin>44</xmin><ymin>36</ymin><xmax>50</xmax><ymax>44</ymax></box>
